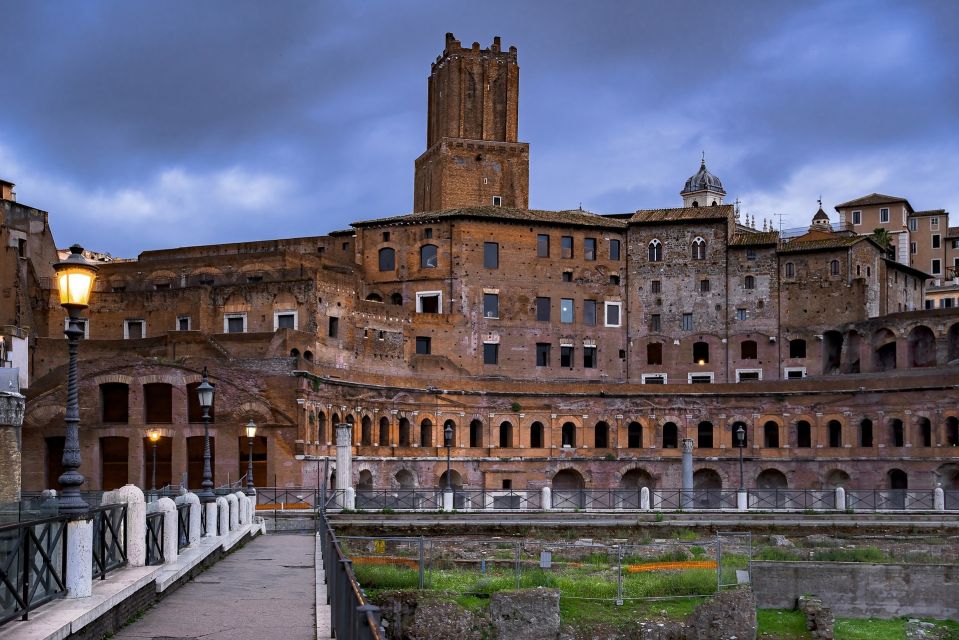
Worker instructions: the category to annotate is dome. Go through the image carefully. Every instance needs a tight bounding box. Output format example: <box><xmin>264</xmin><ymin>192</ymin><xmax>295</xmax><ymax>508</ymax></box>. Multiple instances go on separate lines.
<box><xmin>681</xmin><ymin>159</ymin><xmax>726</xmax><ymax>195</ymax></box>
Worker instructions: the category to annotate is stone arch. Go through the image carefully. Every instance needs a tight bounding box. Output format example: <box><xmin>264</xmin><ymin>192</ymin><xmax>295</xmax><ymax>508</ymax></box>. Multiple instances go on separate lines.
<box><xmin>290</xmin><ymin>348</ymin><xmax>300</xmax><ymax>359</ymax></box>
<box><xmin>378</xmin><ymin>416</ymin><xmax>390</xmax><ymax>446</ymax></box>
<box><xmin>827</xmin><ymin>419</ymin><xmax>843</xmax><ymax>448</ymax></box>
<box><xmin>873</xmin><ymin>328</ymin><xmax>897</xmax><ymax>371</ymax></box>
<box><xmin>888</xmin><ymin>468</ymin><xmax>908</xmax><ymax>490</ymax></box>
<box><xmin>419</xmin><ymin>418</ymin><xmax>433</xmax><ymax>447</ymax></box>
<box><xmin>697</xmin><ymin>421</ymin><xmax>714</xmax><ymax>448</ymax></box>
<box><xmin>824</xmin><ymin>469</ymin><xmax>851</xmax><ymax>489</ymax></box>
<box><xmin>357</xmin><ymin>469</ymin><xmax>374</xmax><ymax>491</ymax></box>
<box><xmin>393</xmin><ymin>469</ymin><xmax>416</xmax><ymax>490</ymax></box>
<box><xmin>398</xmin><ymin>417</ymin><xmax>412</xmax><ymax>446</ymax></box>
<box><xmin>662</xmin><ymin>421</ymin><xmax>678</xmax><ymax>448</ymax></box>
<box><xmin>859</xmin><ymin>417</ymin><xmax>873</xmax><ymax>447</ymax></box>
<box><xmin>552</xmin><ymin>468</ymin><xmax>586</xmax><ymax>508</ymax></box>
<box><xmin>907</xmin><ymin>325</ymin><xmax>936</xmax><ymax>367</ymax></box>
<box><xmin>822</xmin><ymin>330</ymin><xmax>843</xmax><ymax>374</ymax></box>
<box><xmin>844</xmin><ymin>330</ymin><xmax>862</xmax><ymax>373</ymax></box>
<box><xmin>756</xmin><ymin>468</ymin><xmax>788</xmax><ymax>489</ymax></box>
<box><xmin>498</xmin><ymin>420</ymin><xmax>514</xmax><ymax>448</ymax></box>
<box><xmin>620</xmin><ymin>468</ymin><xmax>655</xmax><ymax>490</ymax></box>
<box><xmin>390</xmin><ymin>292</ymin><xmax>404</xmax><ymax>306</ymax></box>
<box><xmin>760</xmin><ymin>420</ymin><xmax>778</xmax><ymax>448</ymax></box>
<box><xmin>917</xmin><ymin>415</ymin><xmax>932</xmax><ymax>447</ymax></box>
<box><xmin>317</xmin><ymin>411</ymin><xmax>327</xmax><ymax>444</ymax></box>
<box><xmin>888</xmin><ymin>417</ymin><xmax>905</xmax><ymax>447</ymax></box>
<box><xmin>693</xmin><ymin>468</ymin><xmax>723</xmax><ymax>509</ymax></box>
<box><xmin>937</xmin><ymin>463</ymin><xmax>959</xmax><ymax>510</ymax></box>
<box><xmin>946</xmin><ymin>416</ymin><xmax>959</xmax><ymax>447</ymax></box>
<box><xmin>438</xmin><ymin>468</ymin><xmax>463</xmax><ymax>490</ymax></box>
<box><xmin>365</xmin><ymin>292</ymin><xmax>383</xmax><ymax>303</ymax></box>
<box><xmin>948</xmin><ymin>323</ymin><xmax>959</xmax><ymax>363</ymax></box>
<box><xmin>793</xmin><ymin>418</ymin><xmax>813</xmax><ymax>448</ymax></box>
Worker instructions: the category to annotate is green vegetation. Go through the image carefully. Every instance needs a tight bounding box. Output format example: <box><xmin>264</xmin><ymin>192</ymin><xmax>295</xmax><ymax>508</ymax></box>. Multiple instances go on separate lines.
<box><xmin>756</xmin><ymin>611</ymin><xmax>959</xmax><ymax>640</ymax></box>
<box><xmin>756</xmin><ymin>546</ymin><xmax>890</xmax><ymax>564</ymax></box>
<box><xmin>757</xmin><ymin>609</ymin><xmax>809</xmax><ymax>638</ymax></box>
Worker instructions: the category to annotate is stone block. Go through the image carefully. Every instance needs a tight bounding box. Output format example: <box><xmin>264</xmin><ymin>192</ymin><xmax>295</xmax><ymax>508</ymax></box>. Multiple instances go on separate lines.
<box><xmin>489</xmin><ymin>588</ymin><xmax>560</xmax><ymax>640</ymax></box>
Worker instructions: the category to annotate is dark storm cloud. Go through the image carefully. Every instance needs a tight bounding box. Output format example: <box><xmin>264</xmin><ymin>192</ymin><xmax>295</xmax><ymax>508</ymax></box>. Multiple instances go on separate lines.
<box><xmin>1</xmin><ymin>0</ymin><xmax>957</xmax><ymax>255</ymax></box>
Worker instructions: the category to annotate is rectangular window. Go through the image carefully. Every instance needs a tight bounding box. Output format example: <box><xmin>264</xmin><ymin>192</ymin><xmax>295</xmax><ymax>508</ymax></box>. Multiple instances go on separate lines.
<box><xmin>911</xmin><ymin>242</ymin><xmax>917</xmax><ymax>255</ymax></box>
<box><xmin>609</xmin><ymin>274</ymin><xmax>620</xmax><ymax>285</ymax></box>
<box><xmin>688</xmin><ymin>373</ymin><xmax>714</xmax><ymax>384</ymax></box>
<box><xmin>177</xmin><ymin>316</ymin><xmax>190</xmax><ymax>332</ymax></box>
<box><xmin>880</xmin><ymin>208</ymin><xmax>890</xmax><ymax>223</ymax></box>
<box><xmin>483</xmin><ymin>342</ymin><xmax>498</xmax><ymax>365</ymax></box>
<box><xmin>932</xmin><ymin>259</ymin><xmax>942</xmax><ymax>275</ymax></box>
<box><xmin>932</xmin><ymin>234</ymin><xmax>941</xmax><ymax>249</ymax></box>
<box><xmin>908</xmin><ymin>218</ymin><xmax>918</xmax><ymax>231</ymax></box>
<box><xmin>642</xmin><ymin>374</ymin><xmax>666</xmax><ymax>384</ymax></box>
<box><xmin>537</xmin><ymin>234</ymin><xmax>550</xmax><ymax>257</ymax></box>
<box><xmin>483</xmin><ymin>242</ymin><xmax>499</xmax><ymax>269</ymax></box>
<box><xmin>931</xmin><ymin>217</ymin><xmax>939</xmax><ymax>229</ymax></box>
<box><xmin>492</xmin><ymin>195</ymin><xmax>502</xmax><ymax>206</ymax></box>
<box><xmin>681</xmin><ymin>313</ymin><xmax>693</xmax><ymax>331</ymax></box>
<box><xmin>944</xmin><ymin>298</ymin><xmax>955</xmax><ymax>308</ymax></box>
<box><xmin>562</xmin><ymin>271</ymin><xmax>572</xmax><ymax>282</ymax></box>
<box><xmin>225</xmin><ymin>314</ymin><xmax>246</xmax><ymax>333</ymax></box>
<box><xmin>583</xmin><ymin>346</ymin><xmax>596</xmax><ymax>368</ymax></box>
<box><xmin>650</xmin><ymin>314</ymin><xmax>661</xmax><ymax>332</ymax></box>
<box><xmin>416</xmin><ymin>291</ymin><xmax>442</xmax><ymax>313</ymax></box>
<box><xmin>424</xmin><ymin>228</ymin><xmax>433</xmax><ymax>239</ymax></box>
<box><xmin>746</xmin><ymin>249</ymin><xmax>757</xmax><ymax>261</ymax></box>
<box><xmin>560</xmin><ymin>298</ymin><xmax>574</xmax><ymax>323</ymax></box>
<box><xmin>736</xmin><ymin>308</ymin><xmax>747</xmax><ymax>321</ymax></box>
<box><xmin>852</xmin><ymin>210</ymin><xmax>862</xmax><ymax>225</ymax></box>
<box><xmin>124</xmin><ymin>320</ymin><xmax>145</xmax><ymax>340</ymax></box>
<box><xmin>415</xmin><ymin>337</ymin><xmax>431</xmax><ymax>355</ymax></box>
<box><xmin>561</xmin><ymin>236</ymin><xmax>573</xmax><ymax>259</ymax></box>
<box><xmin>535</xmin><ymin>343</ymin><xmax>550</xmax><ymax>367</ymax></box>
<box><xmin>535</xmin><ymin>297</ymin><xmax>551</xmax><ymax>321</ymax></box>
<box><xmin>560</xmin><ymin>345</ymin><xmax>574</xmax><ymax>368</ymax></box>
<box><xmin>650</xmin><ymin>280</ymin><xmax>661</xmax><ymax>294</ymax></box>
<box><xmin>784</xmin><ymin>367</ymin><xmax>806</xmax><ymax>379</ymax></box>
<box><xmin>736</xmin><ymin>369</ymin><xmax>762</xmax><ymax>382</ymax></box>
<box><xmin>609</xmin><ymin>239</ymin><xmax>621</xmax><ymax>260</ymax></box>
<box><xmin>583</xmin><ymin>300</ymin><xmax>596</xmax><ymax>325</ymax></box>
<box><xmin>328</xmin><ymin>316</ymin><xmax>339</xmax><ymax>338</ymax></box>
<box><xmin>584</xmin><ymin>237</ymin><xmax>596</xmax><ymax>261</ymax></box>
<box><xmin>700</xmin><ymin>279</ymin><xmax>710</xmax><ymax>293</ymax></box>
<box><xmin>647</xmin><ymin>342</ymin><xmax>662</xmax><ymax>365</ymax></box>
<box><xmin>274</xmin><ymin>311</ymin><xmax>296</xmax><ymax>331</ymax></box>
<box><xmin>605</xmin><ymin>302</ymin><xmax>622</xmax><ymax>327</ymax></box>
<box><xmin>483</xmin><ymin>293</ymin><xmax>499</xmax><ymax>319</ymax></box>
<box><xmin>952</xmin><ymin>240</ymin><xmax>959</xmax><ymax>250</ymax></box>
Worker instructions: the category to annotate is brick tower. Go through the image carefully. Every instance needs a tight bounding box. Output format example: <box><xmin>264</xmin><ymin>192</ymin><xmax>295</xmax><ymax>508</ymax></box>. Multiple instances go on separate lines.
<box><xmin>413</xmin><ymin>33</ymin><xmax>529</xmax><ymax>212</ymax></box>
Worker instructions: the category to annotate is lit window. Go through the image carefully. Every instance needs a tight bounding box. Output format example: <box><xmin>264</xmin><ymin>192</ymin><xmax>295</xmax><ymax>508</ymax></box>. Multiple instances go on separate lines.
<box><xmin>560</xmin><ymin>298</ymin><xmax>574</xmax><ymax>323</ymax></box>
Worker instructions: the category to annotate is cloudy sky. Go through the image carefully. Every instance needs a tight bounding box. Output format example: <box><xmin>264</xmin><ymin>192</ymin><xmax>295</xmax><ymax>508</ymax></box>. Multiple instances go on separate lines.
<box><xmin>2</xmin><ymin>1</ymin><xmax>957</xmax><ymax>256</ymax></box>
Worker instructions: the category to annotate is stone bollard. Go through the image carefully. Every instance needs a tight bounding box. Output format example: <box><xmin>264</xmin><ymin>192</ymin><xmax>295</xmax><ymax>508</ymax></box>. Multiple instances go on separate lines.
<box><xmin>204</xmin><ymin>501</ymin><xmax>218</xmax><ymax>537</ymax></box>
<box><xmin>641</xmin><ymin>486</ymin><xmax>650</xmax><ymax>510</ymax></box>
<box><xmin>541</xmin><ymin>486</ymin><xmax>552</xmax><ymax>511</ymax></box>
<box><xmin>65</xmin><ymin>516</ymin><xmax>94</xmax><ymax>598</ymax></box>
<box><xmin>216</xmin><ymin>496</ymin><xmax>229</xmax><ymax>536</ymax></box>
<box><xmin>110</xmin><ymin>484</ymin><xmax>146</xmax><ymax>566</ymax></box>
<box><xmin>180</xmin><ymin>493</ymin><xmax>201</xmax><ymax>546</ymax></box>
<box><xmin>835</xmin><ymin>487</ymin><xmax>846</xmax><ymax>511</ymax></box>
<box><xmin>156</xmin><ymin>497</ymin><xmax>178</xmax><ymax>565</ymax></box>
<box><xmin>344</xmin><ymin>486</ymin><xmax>356</xmax><ymax>510</ymax></box>
<box><xmin>226</xmin><ymin>494</ymin><xmax>239</xmax><ymax>531</ymax></box>
<box><xmin>737</xmin><ymin>490</ymin><xmax>748</xmax><ymax>511</ymax></box>
<box><xmin>443</xmin><ymin>490</ymin><xmax>453</xmax><ymax>512</ymax></box>
<box><xmin>234</xmin><ymin>491</ymin><xmax>249</xmax><ymax>525</ymax></box>
<box><xmin>934</xmin><ymin>486</ymin><xmax>945</xmax><ymax>511</ymax></box>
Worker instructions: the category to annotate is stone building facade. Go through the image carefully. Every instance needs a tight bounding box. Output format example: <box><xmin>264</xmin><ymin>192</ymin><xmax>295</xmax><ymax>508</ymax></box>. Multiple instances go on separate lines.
<box><xmin>9</xmin><ymin>33</ymin><xmax>959</xmax><ymax>498</ymax></box>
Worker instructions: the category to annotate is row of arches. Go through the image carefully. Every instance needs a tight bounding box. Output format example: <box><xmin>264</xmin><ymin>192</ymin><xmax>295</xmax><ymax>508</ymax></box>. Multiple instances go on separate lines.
<box><xmin>824</xmin><ymin>322</ymin><xmax>959</xmax><ymax>374</ymax></box>
<box><xmin>307</xmin><ymin>411</ymin><xmax>959</xmax><ymax>451</ymax></box>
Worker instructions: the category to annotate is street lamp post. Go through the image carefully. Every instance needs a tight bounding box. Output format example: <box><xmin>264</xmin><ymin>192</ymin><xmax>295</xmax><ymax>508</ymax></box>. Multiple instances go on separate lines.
<box><xmin>54</xmin><ymin>244</ymin><xmax>98</xmax><ymax>516</ymax></box>
<box><xmin>736</xmin><ymin>424</ymin><xmax>745</xmax><ymax>491</ymax></box>
<box><xmin>148</xmin><ymin>429</ymin><xmax>160</xmax><ymax>498</ymax></box>
<box><xmin>245</xmin><ymin>419</ymin><xmax>257</xmax><ymax>496</ymax></box>
<box><xmin>196</xmin><ymin>368</ymin><xmax>216</xmax><ymax>503</ymax></box>
<box><xmin>444</xmin><ymin>423</ymin><xmax>453</xmax><ymax>492</ymax></box>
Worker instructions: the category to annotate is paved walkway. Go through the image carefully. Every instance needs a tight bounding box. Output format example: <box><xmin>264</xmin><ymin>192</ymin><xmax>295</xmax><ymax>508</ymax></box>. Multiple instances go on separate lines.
<box><xmin>115</xmin><ymin>534</ymin><xmax>322</xmax><ymax>640</ymax></box>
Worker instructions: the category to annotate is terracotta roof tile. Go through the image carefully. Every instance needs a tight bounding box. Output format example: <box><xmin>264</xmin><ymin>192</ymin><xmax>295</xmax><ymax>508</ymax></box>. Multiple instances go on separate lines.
<box><xmin>947</xmin><ymin>226</ymin><xmax>959</xmax><ymax>238</ymax></box>
<box><xmin>834</xmin><ymin>193</ymin><xmax>911</xmax><ymax>211</ymax></box>
<box><xmin>729</xmin><ymin>231</ymin><xmax>779</xmax><ymax>247</ymax></box>
<box><xmin>629</xmin><ymin>205</ymin><xmax>732</xmax><ymax>225</ymax></box>
<box><xmin>779</xmin><ymin>236</ymin><xmax>870</xmax><ymax>254</ymax></box>
<box><xmin>911</xmin><ymin>209</ymin><xmax>947</xmax><ymax>217</ymax></box>
<box><xmin>351</xmin><ymin>206</ymin><xmax>627</xmax><ymax>229</ymax></box>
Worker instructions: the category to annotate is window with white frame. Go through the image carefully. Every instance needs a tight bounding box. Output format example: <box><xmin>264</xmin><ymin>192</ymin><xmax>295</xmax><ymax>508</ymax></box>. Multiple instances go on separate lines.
<box><xmin>604</xmin><ymin>301</ymin><xmax>622</xmax><ymax>327</ymax></box>
<box><xmin>176</xmin><ymin>316</ymin><xmax>191</xmax><ymax>331</ymax></box>
<box><xmin>416</xmin><ymin>291</ymin><xmax>442</xmax><ymax>313</ymax></box>
<box><xmin>933</xmin><ymin>234</ymin><xmax>941</xmax><ymax>249</ymax></box>
<box><xmin>908</xmin><ymin>218</ymin><xmax>918</xmax><ymax>231</ymax></box>
<box><xmin>65</xmin><ymin>317</ymin><xmax>90</xmax><ymax>338</ymax></box>
<box><xmin>736</xmin><ymin>368</ymin><xmax>762</xmax><ymax>382</ymax></box>
<box><xmin>931</xmin><ymin>217</ymin><xmax>939</xmax><ymax>229</ymax></box>
<box><xmin>124</xmin><ymin>319</ymin><xmax>145</xmax><ymax>340</ymax></box>
<box><xmin>224</xmin><ymin>313</ymin><xmax>247</xmax><ymax>334</ymax></box>
<box><xmin>688</xmin><ymin>372</ymin><xmax>714</xmax><ymax>384</ymax></box>
<box><xmin>274</xmin><ymin>310</ymin><xmax>297</xmax><ymax>331</ymax></box>
<box><xmin>852</xmin><ymin>210</ymin><xmax>862</xmax><ymax>225</ymax></box>
<box><xmin>784</xmin><ymin>367</ymin><xmax>806</xmax><ymax>379</ymax></box>
<box><xmin>880</xmin><ymin>208</ymin><xmax>890</xmax><ymax>223</ymax></box>
<box><xmin>642</xmin><ymin>373</ymin><xmax>667</xmax><ymax>384</ymax></box>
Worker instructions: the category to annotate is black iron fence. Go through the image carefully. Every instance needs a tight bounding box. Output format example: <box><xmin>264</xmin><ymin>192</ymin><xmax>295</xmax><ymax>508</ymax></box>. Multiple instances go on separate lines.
<box><xmin>0</xmin><ymin>515</ymin><xmax>68</xmax><ymax>624</ymax></box>
<box><xmin>0</xmin><ymin>496</ymin><xmax>59</xmax><ymax>526</ymax></box>
<box><xmin>845</xmin><ymin>489</ymin><xmax>936</xmax><ymax>511</ymax></box>
<box><xmin>318</xmin><ymin>512</ymin><xmax>385</xmax><ymax>640</ymax></box>
<box><xmin>176</xmin><ymin>504</ymin><xmax>191</xmax><ymax>551</ymax></box>
<box><xmin>145</xmin><ymin>512</ymin><xmax>164</xmax><ymax>566</ymax></box>
<box><xmin>91</xmin><ymin>504</ymin><xmax>127</xmax><ymax>580</ymax></box>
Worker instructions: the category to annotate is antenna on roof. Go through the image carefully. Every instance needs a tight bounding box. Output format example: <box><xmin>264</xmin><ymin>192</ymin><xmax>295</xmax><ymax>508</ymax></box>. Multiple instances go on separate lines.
<box><xmin>578</xmin><ymin>202</ymin><xmax>582</xmax><ymax>211</ymax></box>
<box><xmin>818</xmin><ymin>195</ymin><xmax>823</xmax><ymax>209</ymax></box>
<box><xmin>701</xmin><ymin>150</ymin><xmax>706</xmax><ymax>166</ymax></box>
<box><xmin>773</xmin><ymin>212</ymin><xmax>785</xmax><ymax>233</ymax></box>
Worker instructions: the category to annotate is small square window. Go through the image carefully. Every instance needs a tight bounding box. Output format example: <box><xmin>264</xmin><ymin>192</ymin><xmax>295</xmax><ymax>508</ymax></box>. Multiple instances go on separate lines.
<box><xmin>226</xmin><ymin>315</ymin><xmax>245</xmax><ymax>333</ymax></box>
<box><xmin>483</xmin><ymin>343</ymin><xmax>498</xmax><ymax>365</ymax></box>
<box><xmin>583</xmin><ymin>346</ymin><xmax>596</xmax><ymax>368</ymax></box>
<box><xmin>561</xmin><ymin>236</ymin><xmax>573</xmax><ymax>259</ymax></box>
<box><xmin>415</xmin><ymin>337</ymin><xmax>431</xmax><ymax>355</ymax></box>
<box><xmin>536</xmin><ymin>343</ymin><xmax>550</xmax><ymax>367</ymax></box>
<box><xmin>746</xmin><ymin>249</ymin><xmax>757</xmax><ymax>261</ymax></box>
<box><xmin>424</xmin><ymin>228</ymin><xmax>433</xmax><ymax>239</ymax></box>
<box><xmin>560</xmin><ymin>345</ymin><xmax>574</xmax><ymax>368</ymax></box>
<box><xmin>931</xmin><ymin>217</ymin><xmax>939</xmax><ymax>229</ymax></box>
<box><xmin>484</xmin><ymin>242</ymin><xmax>499</xmax><ymax>269</ymax></box>
<box><xmin>583</xmin><ymin>300</ymin><xmax>596</xmax><ymax>325</ymax></box>
<box><xmin>177</xmin><ymin>316</ymin><xmax>190</xmax><ymax>331</ymax></box>
<box><xmin>736</xmin><ymin>308</ymin><xmax>747</xmax><ymax>321</ymax></box>
<box><xmin>560</xmin><ymin>298</ymin><xmax>574</xmax><ymax>323</ymax></box>
<box><xmin>609</xmin><ymin>274</ymin><xmax>620</xmax><ymax>285</ymax></box>
<box><xmin>382</xmin><ymin>231</ymin><xmax>390</xmax><ymax>241</ymax></box>
<box><xmin>609</xmin><ymin>239</ymin><xmax>621</xmax><ymax>261</ymax></box>
<box><xmin>125</xmin><ymin>320</ymin><xmax>145</xmax><ymax>340</ymax></box>
<box><xmin>562</xmin><ymin>271</ymin><xmax>573</xmax><ymax>282</ymax></box>
<box><xmin>605</xmin><ymin>302</ymin><xmax>622</xmax><ymax>327</ymax></box>
<box><xmin>492</xmin><ymin>196</ymin><xmax>502</xmax><ymax>206</ymax></box>
<box><xmin>535</xmin><ymin>297</ymin><xmax>551</xmax><ymax>321</ymax></box>
<box><xmin>852</xmin><ymin>211</ymin><xmax>862</xmax><ymax>225</ymax></box>
<box><xmin>274</xmin><ymin>311</ymin><xmax>296</xmax><ymax>331</ymax></box>
<box><xmin>342</xmin><ymin>242</ymin><xmax>349</xmax><ymax>251</ymax></box>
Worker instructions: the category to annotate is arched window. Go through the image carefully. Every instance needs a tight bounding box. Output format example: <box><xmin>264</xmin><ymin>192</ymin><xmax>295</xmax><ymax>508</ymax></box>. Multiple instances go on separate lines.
<box><xmin>420</xmin><ymin>244</ymin><xmax>438</xmax><ymax>269</ymax></box>
<box><xmin>627</xmin><ymin>422</ymin><xmax>642</xmax><ymax>448</ymax></box>
<box><xmin>498</xmin><ymin>421</ymin><xmax>513</xmax><ymax>448</ymax></box>
<box><xmin>378</xmin><ymin>247</ymin><xmax>395</xmax><ymax>272</ymax></box>
<box><xmin>365</xmin><ymin>293</ymin><xmax>383</xmax><ymax>302</ymax></box>
<box><xmin>469</xmin><ymin>419</ymin><xmax>483</xmax><ymax>447</ymax></box>
<box><xmin>390</xmin><ymin>292</ymin><xmax>403</xmax><ymax>305</ymax></box>
<box><xmin>561</xmin><ymin>422</ymin><xmax>576</xmax><ymax>447</ymax></box>
<box><xmin>662</xmin><ymin>422</ymin><xmax>678</xmax><ymax>448</ymax></box>
<box><xmin>763</xmin><ymin>421</ymin><xmax>779</xmax><ymax>448</ymax></box>
<box><xmin>648</xmin><ymin>239</ymin><xmax>662</xmax><ymax>262</ymax></box>
<box><xmin>317</xmin><ymin>411</ymin><xmax>327</xmax><ymax>444</ymax></box>
<box><xmin>398</xmin><ymin>418</ymin><xmax>411</xmax><ymax>446</ymax></box>
<box><xmin>891</xmin><ymin>419</ymin><xmax>904</xmax><ymax>447</ymax></box>
<box><xmin>691</xmin><ymin>237</ymin><xmax>706</xmax><ymax>260</ymax></box>
<box><xmin>785</xmin><ymin>262</ymin><xmax>795</xmax><ymax>278</ymax></box>
<box><xmin>693</xmin><ymin>341</ymin><xmax>709</xmax><ymax>364</ymax></box>
<box><xmin>697</xmin><ymin>421</ymin><xmax>713</xmax><ymax>448</ymax></box>
<box><xmin>741</xmin><ymin>340</ymin><xmax>757</xmax><ymax>360</ymax></box>
<box><xmin>443</xmin><ymin>419</ymin><xmax>457</xmax><ymax>448</ymax></box>
<box><xmin>594</xmin><ymin>422</ymin><xmax>609</xmax><ymax>448</ymax></box>
<box><xmin>744</xmin><ymin>275</ymin><xmax>756</xmax><ymax>290</ymax></box>
<box><xmin>828</xmin><ymin>420</ymin><xmax>842</xmax><ymax>447</ymax></box>
<box><xmin>379</xmin><ymin>417</ymin><xmax>390</xmax><ymax>446</ymax></box>
<box><xmin>732</xmin><ymin>421</ymin><xmax>748</xmax><ymax>448</ymax></box>
<box><xmin>860</xmin><ymin>418</ymin><xmax>873</xmax><ymax>447</ymax></box>
<box><xmin>530</xmin><ymin>422</ymin><xmax>544</xmax><ymax>448</ymax></box>
<box><xmin>796</xmin><ymin>420</ymin><xmax>811</xmax><ymax>448</ymax></box>
<box><xmin>830</xmin><ymin>259</ymin><xmax>840</xmax><ymax>276</ymax></box>
<box><xmin>420</xmin><ymin>419</ymin><xmax>433</xmax><ymax>447</ymax></box>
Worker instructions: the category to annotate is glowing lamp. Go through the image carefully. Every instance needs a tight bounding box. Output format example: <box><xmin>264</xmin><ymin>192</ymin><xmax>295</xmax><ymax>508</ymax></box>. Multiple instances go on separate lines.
<box><xmin>54</xmin><ymin>244</ymin><xmax>98</xmax><ymax>310</ymax></box>
<box><xmin>245</xmin><ymin>419</ymin><xmax>257</xmax><ymax>439</ymax></box>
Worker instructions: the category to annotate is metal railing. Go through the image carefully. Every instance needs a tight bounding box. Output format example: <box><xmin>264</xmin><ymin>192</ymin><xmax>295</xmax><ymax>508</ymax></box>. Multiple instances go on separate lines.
<box><xmin>145</xmin><ymin>512</ymin><xmax>164</xmax><ymax>566</ymax></box>
<box><xmin>318</xmin><ymin>512</ymin><xmax>385</xmax><ymax>640</ymax></box>
<box><xmin>0</xmin><ymin>515</ymin><xmax>68</xmax><ymax>624</ymax></box>
<box><xmin>845</xmin><ymin>489</ymin><xmax>936</xmax><ymax>511</ymax></box>
<box><xmin>91</xmin><ymin>504</ymin><xmax>127</xmax><ymax>580</ymax></box>
<box><xmin>747</xmin><ymin>489</ymin><xmax>836</xmax><ymax>511</ymax></box>
<box><xmin>176</xmin><ymin>504</ymin><xmax>190</xmax><ymax>551</ymax></box>
<box><xmin>0</xmin><ymin>496</ymin><xmax>59</xmax><ymax>525</ymax></box>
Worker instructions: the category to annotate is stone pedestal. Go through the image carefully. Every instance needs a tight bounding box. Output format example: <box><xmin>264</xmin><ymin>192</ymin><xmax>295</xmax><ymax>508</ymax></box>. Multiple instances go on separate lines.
<box><xmin>66</xmin><ymin>517</ymin><xmax>93</xmax><ymax>598</ymax></box>
<box><xmin>541</xmin><ymin>486</ymin><xmax>551</xmax><ymax>510</ymax></box>
<box><xmin>681</xmin><ymin>438</ymin><xmax>694</xmax><ymax>510</ymax></box>
<box><xmin>156</xmin><ymin>497</ymin><xmax>178</xmax><ymax>564</ymax></box>
<box><xmin>0</xmin><ymin>391</ymin><xmax>25</xmax><ymax>503</ymax></box>
<box><xmin>335</xmin><ymin>424</ymin><xmax>353</xmax><ymax>508</ymax></box>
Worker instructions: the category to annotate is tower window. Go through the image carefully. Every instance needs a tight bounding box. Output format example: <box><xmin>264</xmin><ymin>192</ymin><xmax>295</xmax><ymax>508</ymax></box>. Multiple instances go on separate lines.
<box><xmin>648</xmin><ymin>239</ymin><xmax>662</xmax><ymax>262</ymax></box>
<box><xmin>483</xmin><ymin>242</ymin><xmax>499</xmax><ymax>269</ymax></box>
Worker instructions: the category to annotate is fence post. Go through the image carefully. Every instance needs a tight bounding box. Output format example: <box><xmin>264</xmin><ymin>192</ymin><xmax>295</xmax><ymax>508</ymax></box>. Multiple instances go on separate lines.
<box><xmin>616</xmin><ymin>546</ymin><xmax>623</xmax><ymax>606</ymax></box>
<box><xmin>226</xmin><ymin>493</ymin><xmax>239</xmax><ymax>531</ymax></box>
<box><xmin>204</xmin><ymin>501</ymin><xmax>218</xmax><ymax>537</ymax></box>
<box><xmin>640</xmin><ymin>487</ymin><xmax>650</xmax><ymax>511</ymax></box>
<box><xmin>514</xmin><ymin>541</ymin><xmax>521</xmax><ymax>589</ymax></box>
<box><xmin>112</xmin><ymin>484</ymin><xmax>146</xmax><ymax>566</ymax></box>
<box><xmin>182</xmin><ymin>493</ymin><xmax>201</xmax><ymax>546</ymax></box>
<box><xmin>345</xmin><ymin>487</ymin><xmax>356</xmax><ymax>511</ymax></box>
<box><xmin>418</xmin><ymin>537</ymin><xmax>425</xmax><ymax>589</ymax></box>
<box><xmin>934</xmin><ymin>485</ymin><xmax>945</xmax><ymax>511</ymax></box>
<box><xmin>156</xmin><ymin>497</ymin><xmax>178</xmax><ymax>564</ymax></box>
<box><xmin>737</xmin><ymin>490</ymin><xmax>748</xmax><ymax>511</ymax></box>
<box><xmin>443</xmin><ymin>490</ymin><xmax>453</xmax><ymax>512</ymax></box>
<box><xmin>65</xmin><ymin>515</ymin><xmax>94</xmax><ymax>598</ymax></box>
<box><xmin>541</xmin><ymin>486</ymin><xmax>551</xmax><ymax>511</ymax></box>
<box><xmin>835</xmin><ymin>486</ymin><xmax>846</xmax><ymax>511</ymax></box>
<box><xmin>216</xmin><ymin>496</ymin><xmax>229</xmax><ymax>535</ymax></box>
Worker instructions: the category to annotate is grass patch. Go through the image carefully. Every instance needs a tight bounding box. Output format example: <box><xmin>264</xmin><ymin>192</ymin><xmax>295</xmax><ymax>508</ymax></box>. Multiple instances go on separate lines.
<box><xmin>811</xmin><ymin>547</ymin><xmax>888</xmax><ymax>563</ymax></box>
<box><xmin>757</xmin><ymin>609</ymin><xmax>810</xmax><ymax>638</ymax></box>
<box><xmin>757</xmin><ymin>547</ymin><xmax>802</xmax><ymax>561</ymax></box>
<box><xmin>835</xmin><ymin>617</ymin><xmax>959</xmax><ymax>640</ymax></box>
